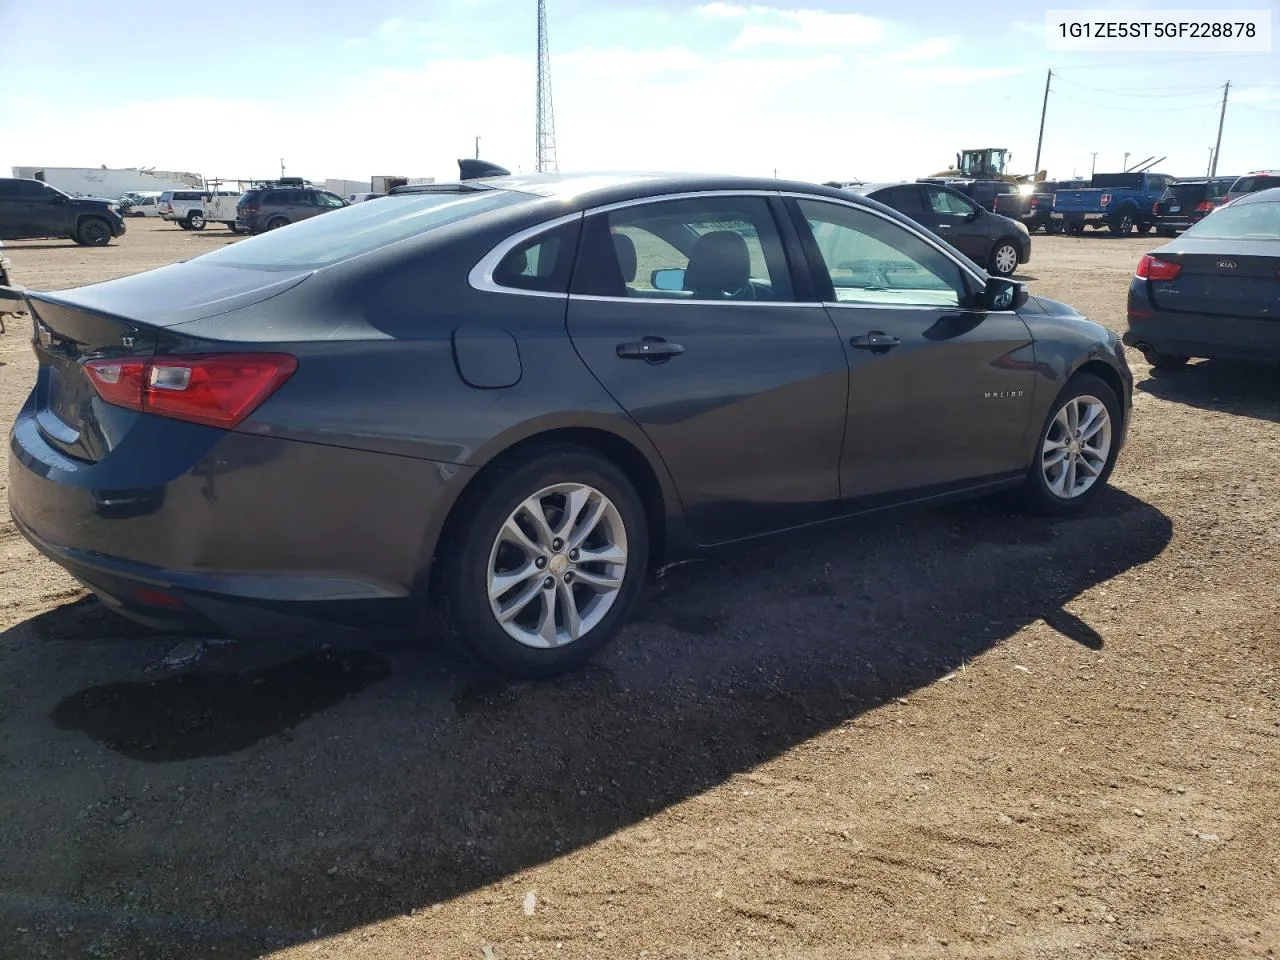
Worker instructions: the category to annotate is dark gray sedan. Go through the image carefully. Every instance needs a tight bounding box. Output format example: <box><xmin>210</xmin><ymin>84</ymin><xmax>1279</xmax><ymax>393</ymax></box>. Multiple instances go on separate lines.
<box><xmin>9</xmin><ymin>173</ymin><xmax>1131</xmax><ymax>677</ymax></box>
<box><xmin>1125</xmin><ymin>186</ymin><xmax>1280</xmax><ymax>368</ymax></box>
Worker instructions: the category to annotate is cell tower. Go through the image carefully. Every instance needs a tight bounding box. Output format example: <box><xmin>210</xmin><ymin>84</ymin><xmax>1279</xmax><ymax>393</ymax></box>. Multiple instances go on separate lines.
<box><xmin>535</xmin><ymin>0</ymin><xmax>558</xmax><ymax>173</ymax></box>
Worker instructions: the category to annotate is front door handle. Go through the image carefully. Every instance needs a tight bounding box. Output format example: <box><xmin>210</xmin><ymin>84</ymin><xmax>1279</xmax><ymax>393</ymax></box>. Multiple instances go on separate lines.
<box><xmin>850</xmin><ymin>331</ymin><xmax>901</xmax><ymax>352</ymax></box>
<box><xmin>616</xmin><ymin>337</ymin><xmax>685</xmax><ymax>362</ymax></box>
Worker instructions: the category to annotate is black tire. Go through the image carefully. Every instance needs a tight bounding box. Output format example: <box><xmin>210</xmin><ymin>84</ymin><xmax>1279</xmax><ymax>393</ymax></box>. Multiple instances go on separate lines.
<box><xmin>1045</xmin><ymin>220</ymin><xmax>1063</xmax><ymax>235</ymax></box>
<box><xmin>75</xmin><ymin>217</ymin><xmax>112</xmax><ymax>246</ymax></box>
<box><xmin>437</xmin><ymin>446</ymin><xmax>650</xmax><ymax>678</ymax></box>
<box><xmin>1066</xmin><ymin>221</ymin><xmax>1085</xmax><ymax>235</ymax></box>
<box><xmin>1109</xmin><ymin>213</ymin><xmax>1134</xmax><ymax>236</ymax></box>
<box><xmin>1136</xmin><ymin>223</ymin><xmax>1153</xmax><ymax>235</ymax></box>
<box><xmin>266</xmin><ymin>216</ymin><xmax>289</xmax><ymax>231</ymax></box>
<box><xmin>1141</xmin><ymin>348</ymin><xmax>1190</xmax><ymax>370</ymax></box>
<box><xmin>1019</xmin><ymin>372</ymin><xmax>1122</xmax><ymax>516</ymax></box>
<box><xmin>988</xmin><ymin>240</ymin><xmax>1020</xmax><ymax>277</ymax></box>
<box><xmin>228</xmin><ymin>223</ymin><xmax>245</xmax><ymax>235</ymax></box>
<box><xmin>187</xmin><ymin>212</ymin><xmax>206</xmax><ymax>230</ymax></box>
<box><xmin>1156</xmin><ymin>227</ymin><xmax>1176</xmax><ymax>237</ymax></box>
<box><xmin>177</xmin><ymin>221</ymin><xmax>191</xmax><ymax>230</ymax></box>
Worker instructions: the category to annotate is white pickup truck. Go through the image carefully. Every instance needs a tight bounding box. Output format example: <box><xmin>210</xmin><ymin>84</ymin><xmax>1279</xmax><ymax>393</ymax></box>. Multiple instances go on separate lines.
<box><xmin>160</xmin><ymin>187</ymin><xmax>243</xmax><ymax>231</ymax></box>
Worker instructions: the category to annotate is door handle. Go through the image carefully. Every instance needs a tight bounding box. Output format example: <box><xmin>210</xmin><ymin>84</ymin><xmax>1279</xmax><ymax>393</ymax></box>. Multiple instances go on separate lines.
<box><xmin>616</xmin><ymin>337</ymin><xmax>685</xmax><ymax>362</ymax></box>
<box><xmin>937</xmin><ymin>223</ymin><xmax>952</xmax><ymax>229</ymax></box>
<box><xmin>850</xmin><ymin>331</ymin><xmax>901</xmax><ymax>352</ymax></box>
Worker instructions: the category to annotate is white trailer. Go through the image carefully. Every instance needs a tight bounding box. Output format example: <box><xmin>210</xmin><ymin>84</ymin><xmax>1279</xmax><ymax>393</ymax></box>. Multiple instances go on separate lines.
<box><xmin>11</xmin><ymin>166</ymin><xmax>203</xmax><ymax>199</ymax></box>
<box><xmin>371</xmin><ymin>175</ymin><xmax>435</xmax><ymax>193</ymax></box>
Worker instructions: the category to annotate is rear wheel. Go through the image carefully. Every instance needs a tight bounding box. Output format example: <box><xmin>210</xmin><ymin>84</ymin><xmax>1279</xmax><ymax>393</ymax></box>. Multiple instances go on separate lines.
<box><xmin>1156</xmin><ymin>227</ymin><xmax>1176</xmax><ymax>237</ymax></box>
<box><xmin>266</xmin><ymin>216</ymin><xmax>289</xmax><ymax>231</ymax></box>
<box><xmin>228</xmin><ymin>223</ymin><xmax>245</xmax><ymax>234</ymax></box>
<box><xmin>989</xmin><ymin>240</ymin><xmax>1020</xmax><ymax>277</ymax></box>
<box><xmin>76</xmin><ymin>217</ymin><xmax>112</xmax><ymax>246</ymax></box>
<box><xmin>186</xmin><ymin>212</ymin><xmax>206</xmax><ymax>230</ymax></box>
<box><xmin>1109</xmin><ymin>213</ymin><xmax>1134</xmax><ymax>236</ymax></box>
<box><xmin>1020</xmin><ymin>373</ymin><xmax>1121</xmax><ymax>515</ymax></box>
<box><xmin>437</xmin><ymin>447</ymin><xmax>649</xmax><ymax>678</ymax></box>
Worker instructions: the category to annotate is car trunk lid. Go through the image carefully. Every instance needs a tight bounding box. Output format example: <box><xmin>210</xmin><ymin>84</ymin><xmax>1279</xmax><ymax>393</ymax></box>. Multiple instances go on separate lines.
<box><xmin>1148</xmin><ymin>242</ymin><xmax>1280</xmax><ymax>319</ymax></box>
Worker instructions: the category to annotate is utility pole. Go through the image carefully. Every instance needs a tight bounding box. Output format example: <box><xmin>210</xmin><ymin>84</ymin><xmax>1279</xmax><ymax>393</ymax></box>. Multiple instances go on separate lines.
<box><xmin>1033</xmin><ymin>69</ymin><xmax>1051</xmax><ymax>177</ymax></box>
<box><xmin>1210</xmin><ymin>80</ymin><xmax>1230</xmax><ymax>176</ymax></box>
<box><xmin>535</xmin><ymin>0</ymin><xmax>558</xmax><ymax>172</ymax></box>
<box><xmin>280</xmin><ymin>158</ymin><xmax>285</xmax><ymax>178</ymax></box>
<box><xmin>1206</xmin><ymin>146</ymin><xmax>1214</xmax><ymax>176</ymax></box>
<box><xmin>1123</xmin><ymin>152</ymin><xmax>1130</xmax><ymax>172</ymax></box>
<box><xmin>1090</xmin><ymin>152</ymin><xmax>1097</xmax><ymax>176</ymax></box>
<box><xmin>475</xmin><ymin>136</ymin><xmax>481</xmax><ymax>160</ymax></box>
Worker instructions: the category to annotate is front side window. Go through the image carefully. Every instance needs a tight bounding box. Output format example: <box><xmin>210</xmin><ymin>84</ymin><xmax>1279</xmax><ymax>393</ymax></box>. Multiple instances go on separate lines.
<box><xmin>571</xmin><ymin>195</ymin><xmax>794</xmax><ymax>301</ymax></box>
<box><xmin>491</xmin><ymin>220</ymin><xmax>581</xmax><ymax>293</ymax></box>
<box><xmin>317</xmin><ymin>192</ymin><xmax>345</xmax><ymax>209</ymax></box>
<box><xmin>796</xmin><ymin>198</ymin><xmax>967</xmax><ymax>308</ymax></box>
<box><xmin>927</xmin><ymin>187</ymin><xmax>975</xmax><ymax>218</ymax></box>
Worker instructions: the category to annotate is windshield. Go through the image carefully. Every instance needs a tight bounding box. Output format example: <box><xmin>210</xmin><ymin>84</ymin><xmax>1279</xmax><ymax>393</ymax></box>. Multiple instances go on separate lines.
<box><xmin>196</xmin><ymin>189</ymin><xmax>531</xmax><ymax>269</ymax></box>
<box><xmin>1182</xmin><ymin>201</ymin><xmax>1280</xmax><ymax>240</ymax></box>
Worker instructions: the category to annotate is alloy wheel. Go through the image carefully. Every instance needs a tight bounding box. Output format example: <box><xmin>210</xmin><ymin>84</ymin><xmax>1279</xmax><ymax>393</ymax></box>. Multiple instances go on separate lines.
<box><xmin>1042</xmin><ymin>395</ymin><xmax>1112</xmax><ymax>499</ymax></box>
<box><xmin>486</xmin><ymin>482</ymin><xmax>629</xmax><ymax>649</ymax></box>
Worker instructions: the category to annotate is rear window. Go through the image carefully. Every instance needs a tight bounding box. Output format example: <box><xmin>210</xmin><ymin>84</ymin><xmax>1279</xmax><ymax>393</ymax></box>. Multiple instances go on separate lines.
<box><xmin>1233</xmin><ymin>175</ymin><xmax>1280</xmax><ymax>194</ymax></box>
<box><xmin>239</xmin><ymin>190</ymin><xmax>265</xmax><ymax>203</ymax></box>
<box><xmin>195</xmin><ymin>188</ymin><xmax>531</xmax><ymax>269</ymax></box>
<box><xmin>1091</xmin><ymin>174</ymin><xmax>1144</xmax><ymax>190</ymax></box>
<box><xmin>1183</xmin><ymin>200</ymin><xmax>1280</xmax><ymax>240</ymax></box>
<box><xmin>1163</xmin><ymin>182</ymin><xmax>1208</xmax><ymax>202</ymax></box>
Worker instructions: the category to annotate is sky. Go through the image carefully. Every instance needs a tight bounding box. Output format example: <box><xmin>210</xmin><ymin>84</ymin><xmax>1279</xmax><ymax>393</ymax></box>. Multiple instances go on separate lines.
<box><xmin>0</xmin><ymin>0</ymin><xmax>1276</xmax><ymax>186</ymax></box>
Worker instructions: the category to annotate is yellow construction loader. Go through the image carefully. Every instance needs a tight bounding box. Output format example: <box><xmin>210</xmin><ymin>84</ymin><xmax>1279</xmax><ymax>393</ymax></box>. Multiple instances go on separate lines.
<box><xmin>929</xmin><ymin>148</ymin><xmax>1047</xmax><ymax>185</ymax></box>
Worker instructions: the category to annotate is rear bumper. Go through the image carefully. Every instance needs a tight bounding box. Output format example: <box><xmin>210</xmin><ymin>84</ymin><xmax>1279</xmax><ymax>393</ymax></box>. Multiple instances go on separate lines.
<box><xmin>1124</xmin><ymin>289</ymin><xmax>1280</xmax><ymax>362</ymax></box>
<box><xmin>9</xmin><ymin>397</ymin><xmax>474</xmax><ymax>638</ymax></box>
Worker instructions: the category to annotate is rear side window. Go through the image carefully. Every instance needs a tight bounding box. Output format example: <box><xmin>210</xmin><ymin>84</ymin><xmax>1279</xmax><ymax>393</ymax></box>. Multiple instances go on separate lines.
<box><xmin>876</xmin><ymin>185</ymin><xmax>925</xmax><ymax>214</ymax></box>
<box><xmin>262</xmin><ymin>191</ymin><xmax>284</xmax><ymax>204</ymax></box>
<box><xmin>491</xmin><ymin>221</ymin><xmax>582</xmax><ymax>293</ymax></box>
<box><xmin>196</xmin><ymin>188</ymin><xmax>530</xmax><ymax>269</ymax></box>
<box><xmin>1236</xmin><ymin>175</ymin><xmax>1280</xmax><ymax>193</ymax></box>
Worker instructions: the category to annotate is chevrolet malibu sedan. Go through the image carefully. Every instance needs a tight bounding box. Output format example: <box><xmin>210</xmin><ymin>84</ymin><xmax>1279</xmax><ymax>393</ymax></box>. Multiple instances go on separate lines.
<box><xmin>1125</xmin><ymin>187</ymin><xmax>1280</xmax><ymax>368</ymax></box>
<box><xmin>9</xmin><ymin>173</ymin><xmax>1132</xmax><ymax>677</ymax></box>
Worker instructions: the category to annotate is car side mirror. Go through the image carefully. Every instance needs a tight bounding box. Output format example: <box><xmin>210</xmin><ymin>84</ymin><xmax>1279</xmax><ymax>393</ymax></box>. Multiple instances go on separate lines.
<box><xmin>983</xmin><ymin>277</ymin><xmax>1027</xmax><ymax>311</ymax></box>
<box><xmin>965</xmin><ymin>208</ymin><xmax>981</xmax><ymax>222</ymax></box>
<box><xmin>49</xmin><ymin>193</ymin><xmax>66</xmax><ymax>205</ymax></box>
<box><xmin>652</xmin><ymin>268</ymin><xmax>685</xmax><ymax>291</ymax></box>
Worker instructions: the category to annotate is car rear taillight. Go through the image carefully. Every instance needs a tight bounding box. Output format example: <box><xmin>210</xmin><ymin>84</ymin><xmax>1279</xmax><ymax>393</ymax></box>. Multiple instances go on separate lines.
<box><xmin>1195</xmin><ymin>201</ymin><xmax>1213</xmax><ymax>212</ymax></box>
<box><xmin>1100</xmin><ymin>193</ymin><xmax>1111</xmax><ymax>206</ymax></box>
<box><xmin>1030</xmin><ymin>196</ymin><xmax>1040</xmax><ymax>209</ymax></box>
<box><xmin>1153</xmin><ymin>203</ymin><xmax>1159</xmax><ymax>214</ymax></box>
<box><xmin>1135</xmin><ymin>254</ymin><xmax>1182</xmax><ymax>281</ymax></box>
<box><xmin>84</xmin><ymin>353</ymin><xmax>297</xmax><ymax>429</ymax></box>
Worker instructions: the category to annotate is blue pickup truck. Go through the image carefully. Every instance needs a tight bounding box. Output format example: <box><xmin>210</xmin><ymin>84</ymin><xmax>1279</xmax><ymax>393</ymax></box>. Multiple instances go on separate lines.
<box><xmin>1052</xmin><ymin>172</ymin><xmax>1178</xmax><ymax>236</ymax></box>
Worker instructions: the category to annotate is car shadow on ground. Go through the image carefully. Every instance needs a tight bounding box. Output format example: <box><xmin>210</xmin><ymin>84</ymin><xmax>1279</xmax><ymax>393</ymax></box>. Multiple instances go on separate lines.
<box><xmin>0</xmin><ymin>488</ymin><xmax>1171</xmax><ymax>958</ymax></box>
<box><xmin>1138</xmin><ymin>360</ymin><xmax>1280</xmax><ymax>424</ymax></box>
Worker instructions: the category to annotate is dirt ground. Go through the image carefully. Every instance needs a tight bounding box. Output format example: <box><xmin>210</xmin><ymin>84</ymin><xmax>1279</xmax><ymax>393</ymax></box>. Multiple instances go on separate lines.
<box><xmin>0</xmin><ymin>219</ymin><xmax>1276</xmax><ymax>960</ymax></box>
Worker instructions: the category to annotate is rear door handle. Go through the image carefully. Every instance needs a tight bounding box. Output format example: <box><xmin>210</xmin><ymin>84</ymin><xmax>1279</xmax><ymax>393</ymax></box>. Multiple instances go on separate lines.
<box><xmin>850</xmin><ymin>331</ymin><xmax>901</xmax><ymax>352</ymax></box>
<box><xmin>616</xmin><ymin>337</ymin><xmax>685</xmax><ymax>362</ymax></box>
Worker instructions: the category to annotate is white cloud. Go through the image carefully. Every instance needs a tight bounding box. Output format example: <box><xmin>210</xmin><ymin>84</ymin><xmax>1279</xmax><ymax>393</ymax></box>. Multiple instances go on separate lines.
<box><xmin>694</xmin><ymin>1</ymin><xmax>757</xmax><ymax>17</ymax></box>
<box><xmin>729</xmin><ymin>9</ymin><xmax>887</xmax><ymax>49</ymax></box>
<box><xmin>881</xmin><ymin>36</ymin><xmax>959</xmax><ymax>63</ymax></box>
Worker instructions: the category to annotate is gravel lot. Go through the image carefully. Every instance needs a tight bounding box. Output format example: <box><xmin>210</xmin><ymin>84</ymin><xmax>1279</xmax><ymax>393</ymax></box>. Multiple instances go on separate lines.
<box><xmin>0</xmin><ymin>219</ymin><xmax>1277</xmax><ymax>960</ymax></box>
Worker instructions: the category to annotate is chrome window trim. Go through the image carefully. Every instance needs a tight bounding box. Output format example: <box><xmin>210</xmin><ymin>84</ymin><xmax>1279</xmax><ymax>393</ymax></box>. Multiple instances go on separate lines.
<box><xmin>822</xmin><ymin>302</ymin><xmax>1017</xmax><ymax>316</ymax></box>
<box><xmin>468</xmin><ymin>187</ymin><xmax>995</xmax><ymax>304</ymax></box>
<box><xmin>468</xmin><ymin>210</ymin><xmax>584</xmax><ymax>300</ymax></box>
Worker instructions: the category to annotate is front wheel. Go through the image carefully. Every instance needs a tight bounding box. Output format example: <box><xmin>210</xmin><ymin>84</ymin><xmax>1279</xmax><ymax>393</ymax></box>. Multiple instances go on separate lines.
<box><xmin>75</xmin><ymin>217</ymin><xmax>112</xmax><ymax>246</ymax></box>
<box><xmin>437</xmin><ymin>447</ymin><xmax>650</xmax><ymax>678</ymax></box>
<box><xmin>989</xmin><ymin>240</ymin><xmax>1020</xmax><ymax>277</ymax></box>
<box><xmin>1136</xmin><ymin>223</ymin><xmax>1153</xmax><ymax>235</ymax></box>
<box><xmin>1020</xmin><ymin>373</ymin><xmax>1121</xmax><ymax>515</ymax></box>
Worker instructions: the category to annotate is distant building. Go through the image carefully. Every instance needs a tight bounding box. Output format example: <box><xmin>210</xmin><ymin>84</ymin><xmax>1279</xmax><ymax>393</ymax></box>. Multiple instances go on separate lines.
<box><xmin>10</xmin><ymin>166</ymin><xmax>204</xmax><ymax>198</ymax></box>
<box><xmin>325</xmin><ymin>178</ymin><xmax>373</xmax><ymax>198</ymax></box>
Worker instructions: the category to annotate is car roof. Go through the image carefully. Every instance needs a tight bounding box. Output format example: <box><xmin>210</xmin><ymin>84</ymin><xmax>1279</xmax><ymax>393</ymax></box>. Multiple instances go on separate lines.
<box><xmin>395</xmin><ymin>171</ymin><xmax>862</xmax><ymax>208</ymax></box>
<box><xmin>843</xmin><ymin>181</ymin><xmax>912</xmax><ymax>194</ymax></box>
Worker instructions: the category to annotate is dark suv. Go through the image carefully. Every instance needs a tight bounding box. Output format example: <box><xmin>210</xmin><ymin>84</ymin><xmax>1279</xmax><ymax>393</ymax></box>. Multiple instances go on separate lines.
<box><xmin>0</xmin><ymin>178</ymin><xmax>127</xmax><ymax>246</ymax></box>
<box><xmin>1153</xmin><ymin>177</ymin><xmax>1234</xmax><ymax>235</ymax></box>
<box><xmin>848</xmin><ymin>181</ymin><xmax>1030</xmax><ymax>277</ymax></box>
<box><xmin>236</xmin><ymin>182</ymin><xmax>348</xmax><ymax>233</ymax></box>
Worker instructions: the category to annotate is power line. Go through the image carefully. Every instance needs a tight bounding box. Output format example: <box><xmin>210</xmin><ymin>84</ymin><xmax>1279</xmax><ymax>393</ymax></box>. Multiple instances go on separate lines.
<box><xmin>1235</xmin><ymin>101</ymin><xmax>1280</xmax><ymax>117</ymax></box>
<box><xmin>1049</xmin><ymin>91</ymin><xmax>1221</xmax><ymax>112</ymax></box>
<box><xmin>1052</xmin><ymin>74</ymin><xmax>1223</xmax><ymax>97</ymax></box>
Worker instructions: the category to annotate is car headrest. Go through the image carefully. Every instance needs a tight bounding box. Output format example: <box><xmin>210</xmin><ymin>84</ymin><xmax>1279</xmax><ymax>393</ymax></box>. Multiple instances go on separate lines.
<box><xmin>684</xmin><ymin>230</ymin><xmax>751</xmax><ymax>298</ymax></box>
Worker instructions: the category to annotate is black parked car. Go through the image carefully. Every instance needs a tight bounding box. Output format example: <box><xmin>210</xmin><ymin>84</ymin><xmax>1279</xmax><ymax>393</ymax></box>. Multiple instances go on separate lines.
<box><xmin>1125</xmin><ymin>187</ymin><xmax>1280</xmax><ymax>369</ymax></box>
<box><xmin>9</xmin><ymin>172</ymin><xmax>1130</xmax><ymax>678</ymax></box>
<box><xmin>848</xmin><ymin>181</ymin><xmax>1031</xmax><ymax>276</ymax></box>
<box><xmin>0</xmin><ymin>178</ymin><xmax>127</xmax><ymax>246</ymax></box>
<box><xmin>235</xmin><ymin>180</ymin><xmax>348</xmax><ymax>233</ymax></box>
<box><xmin>1153</xmin><ymin>177</ymin><xmax>1235</xmax><ymax>236</ymax></box>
